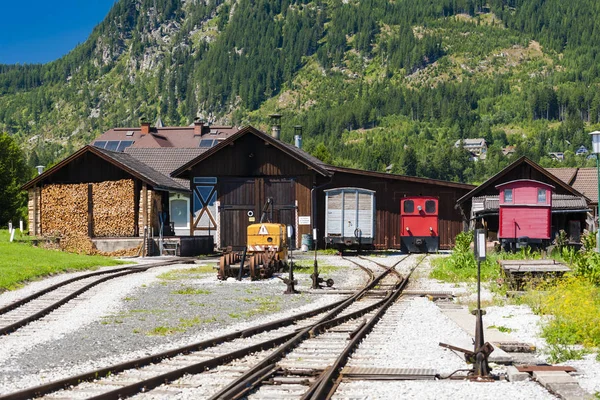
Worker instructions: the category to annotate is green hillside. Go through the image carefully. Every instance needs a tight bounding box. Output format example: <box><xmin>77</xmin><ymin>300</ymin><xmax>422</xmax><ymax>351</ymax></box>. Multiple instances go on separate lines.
<box><xmin>2</xmin><ymin>0</ymin><xmax>600</xmax><ymax>183</ymax></box>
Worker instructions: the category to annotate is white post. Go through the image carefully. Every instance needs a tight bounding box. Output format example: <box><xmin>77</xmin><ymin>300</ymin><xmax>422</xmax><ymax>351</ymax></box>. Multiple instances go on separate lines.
<box><xmin>19</xmin><ymin>220</ymin><xmax>23</xmax><ymax>232</ymax></box>
<box><xmin>8</xmin><ymin>222</ymin><xmax>12</xmax><ymax>233</ymax></box>
<box><xmin>10</xmin><ymin>229</ymin><xmax>15</xmax><ymax>242</ymax></box>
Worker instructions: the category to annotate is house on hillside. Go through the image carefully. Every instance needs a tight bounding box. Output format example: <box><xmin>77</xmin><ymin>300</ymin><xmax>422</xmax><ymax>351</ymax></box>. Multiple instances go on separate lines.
<box><xmin>576</xmin><ymin>146</ymin><xmax>589</xmax><ymax>156</ymax></box>
<box><xmin>456</xmin><ymin>157</ymin><xmax>591</xmax><ymax>243</ymax></box>
<box><xmin>549</xmin><ymin>152</ymin><xmax>565</xmax><ymax>161</ymax></box>
<box><xmin>454</xmin><ymin>138</ymin><xmax>487</xmax><ymax>160</ymax></box>
<box><xmin>502</xmin><ymin>145</ymin><xmax>516</xmax><ymax>157</ymax></box>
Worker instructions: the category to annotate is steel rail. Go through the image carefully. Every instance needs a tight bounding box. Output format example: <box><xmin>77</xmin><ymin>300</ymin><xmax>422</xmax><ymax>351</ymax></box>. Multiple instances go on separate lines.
<box><xmin>209</xmin><ymin>255</ymin><xmax>410</xmax><ymax>400</ymax></box>
<box><xmin>0</xmin><ymin>256</ymin><xmax>378</xmax><ymax>400</ymax></box>
<box><xmin>306</xmin><ymin>255</ymin><xmax>427</xmax><ymax>400</ymax></box>
<box><xmin>0</xmin><ymin>258</ymin><xmax>195</xmax><ymax>315</ymax></box>
<box><xmin>0</xmin><ymin>258</ymin><xmax>196</xmax><ymax>336</ymax></box>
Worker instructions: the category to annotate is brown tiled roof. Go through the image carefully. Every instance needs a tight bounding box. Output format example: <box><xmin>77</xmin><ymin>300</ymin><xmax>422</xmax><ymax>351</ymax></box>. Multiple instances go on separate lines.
<box><xmin>569</xmin><ymin>168</ymin><xmax>599</xmax><ymax>204</ymax></box>
<box><xmin>546</xmin><ymin>167</ymin><xmax>598</xmax><ymax>204</ymax></box>
<box><xmin>125</xmin><ymin>148</ymin><xmax>206</xmax><ymax>187</ymax></box>
<box><xmin>545</xmin><ymin>168</ymin><xmax>577</xmax><ymax>185</ymax></box>
<box><xmin>472</xmin><ymin>194</ymin><xmax>589</xmax><ymax>212</ymax></box>
<box><xmin>94</xmin><ymin>124</ymin><xmax>240</xmax><ymax>148</ymax></box>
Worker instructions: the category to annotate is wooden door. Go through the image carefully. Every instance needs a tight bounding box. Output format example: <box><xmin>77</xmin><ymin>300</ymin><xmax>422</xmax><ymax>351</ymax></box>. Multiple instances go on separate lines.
<box><xmin>219</xmin><ymin>178</ymin><xmax>296</xmax><ymax>250</ymax></box>
<box><xmin>219</xmin><ymin>178</ymin><xmax>256</xmax><ymax>250</ymax></box>
<box><xmin>264</xmin><ymin>178</ymin><xmax>296</xmax><ymax>247</ymax></box>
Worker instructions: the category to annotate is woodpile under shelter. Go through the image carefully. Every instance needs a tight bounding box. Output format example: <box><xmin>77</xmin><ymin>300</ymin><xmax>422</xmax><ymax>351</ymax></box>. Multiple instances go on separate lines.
<box><xmin>22</xmin><ymin>145</ymin><xmax>198</xmax><ymax>254</ymax></box>
<box><xmin>456</xmin><ymin>157</ymin><xmax>591</xmax><ymax>243</ymax></box>
<box><xmin>172</xmin><ymin>126</ymin><xmax>474</xmax><ymax>250</ymax></box>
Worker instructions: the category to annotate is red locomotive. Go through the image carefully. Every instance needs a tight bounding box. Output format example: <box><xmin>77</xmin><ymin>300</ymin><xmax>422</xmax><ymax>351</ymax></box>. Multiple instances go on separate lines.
<box><xmin>496</xmin><ymin>180</ymin><xmax>553</xmax><ymax>251</ymax></box>
<box><xmin>400</xmin><ymin>196</ymin><xmax>439</xmax><ymax>253</ymax></box>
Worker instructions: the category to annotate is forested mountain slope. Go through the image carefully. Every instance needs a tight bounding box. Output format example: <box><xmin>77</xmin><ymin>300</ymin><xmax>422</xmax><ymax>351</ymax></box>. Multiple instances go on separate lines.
<box><xmin>2</xmin><ymin>0</ymin><xmax>600</xmax><ymax>183</ymax></box>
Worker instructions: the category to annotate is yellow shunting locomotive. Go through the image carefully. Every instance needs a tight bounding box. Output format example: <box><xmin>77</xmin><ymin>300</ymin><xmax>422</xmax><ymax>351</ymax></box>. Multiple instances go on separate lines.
<box><xmin>218</xmin><ymin>199</ymin><xmax>289</xmax><ymax>280</ymax></box>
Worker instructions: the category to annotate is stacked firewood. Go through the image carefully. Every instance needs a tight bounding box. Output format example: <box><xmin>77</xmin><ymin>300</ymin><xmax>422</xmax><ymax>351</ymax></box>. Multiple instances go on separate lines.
<box><xmin>92</xmin><ymin>179</ymin><xmax>135</xmax><ymax>237</ymax></box>
<box><xmin>59</xmin><ymin>232</ymin><xmax>97</xmax><ymax>255</ymax></box>
<box><xmin>41</xmin><ymin>183</ymin><xmax>88</xmax><ymax>235</ymax></box>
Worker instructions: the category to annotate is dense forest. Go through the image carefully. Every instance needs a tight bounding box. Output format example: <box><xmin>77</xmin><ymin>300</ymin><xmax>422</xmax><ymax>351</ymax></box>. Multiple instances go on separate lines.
<box><xmin>2</xmin><ymin>0</ymin><xmax>600</xmax><ymax>184</ymax></box>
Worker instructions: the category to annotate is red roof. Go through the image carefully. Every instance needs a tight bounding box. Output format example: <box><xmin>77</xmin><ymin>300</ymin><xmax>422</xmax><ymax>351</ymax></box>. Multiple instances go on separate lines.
<box><xmin>94</xmin><ymin>124</ymin><xmax>240</xmax><ymax>149</ymax></box>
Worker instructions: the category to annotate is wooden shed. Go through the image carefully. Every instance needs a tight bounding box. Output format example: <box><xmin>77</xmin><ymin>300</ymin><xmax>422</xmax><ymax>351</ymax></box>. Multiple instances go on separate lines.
<box><xmin>21</xmin><ymin>145</ymin><xmax>190</xmax><ymax>252</ymax></box>
<box><xmin>173</xmin><ymin>126</ymin><xmax>475</xmax><ymax>250</ymax></box>
<box><xmin>457</xmin><ymin>157</ymin><xmax>591</xmax><ymax>243</ymax></box>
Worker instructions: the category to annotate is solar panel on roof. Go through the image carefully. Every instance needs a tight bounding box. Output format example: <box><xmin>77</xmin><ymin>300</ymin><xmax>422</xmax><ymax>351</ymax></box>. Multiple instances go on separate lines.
<box><xmin>117</xmin><ymin>141</ymin><xmax>135</xmax><ymax>152</ymax></box>
<box><xmin>105</xmin><ymin>141</ymin><xmax>120</xmax><ymax>151</ymax></box>
<box><xmin>93</xmin><ymin>141</ymin><xmax>107</xmax><ymax>149</ymax></box>
<box><xmin>199</xmin><ymin>139</ymin><xmax>216</xmax><ymax>148</ymax></box>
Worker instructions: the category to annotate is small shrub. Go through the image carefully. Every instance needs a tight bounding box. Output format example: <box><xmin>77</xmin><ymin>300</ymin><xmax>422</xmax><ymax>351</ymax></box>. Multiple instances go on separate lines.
<box><xmin>521</xmin><ymin>277</ymin><xmax>600</xmax><ymax>351</ymax></box>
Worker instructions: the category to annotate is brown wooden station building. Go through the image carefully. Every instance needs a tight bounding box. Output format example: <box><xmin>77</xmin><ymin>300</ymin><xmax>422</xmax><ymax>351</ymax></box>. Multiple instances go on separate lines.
<box><xmin>172</xmin><ymin>126</ymin><xmax>474</xmax><ymax>251</ymax></box>
<box><xmin>23</xmin><ymin>121</ymin><xmax>474</xmax><ymax>254</ymax></box>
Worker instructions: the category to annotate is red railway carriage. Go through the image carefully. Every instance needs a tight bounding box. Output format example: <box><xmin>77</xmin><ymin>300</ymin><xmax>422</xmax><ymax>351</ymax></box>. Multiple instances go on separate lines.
<box><xmin>400</xmin><ymin>196</ymin><xmax>439</xmax><ymax>253</ymax></box>
<box><xmin>496</xmin><ymin>180</ymin><xmax>554</xmax><ymax>250</ymax></box>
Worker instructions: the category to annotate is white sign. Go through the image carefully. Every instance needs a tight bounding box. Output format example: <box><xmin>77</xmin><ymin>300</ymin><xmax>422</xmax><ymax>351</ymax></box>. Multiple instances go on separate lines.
<box><xmin>298</xmin><ymin>216</ymin><xmax>311</xmax><ymax>226</ymax></box>
<box><xmin>258</xmin><ymin>224</ymin><xmax>269</xmax><ymax>235</ymax></box>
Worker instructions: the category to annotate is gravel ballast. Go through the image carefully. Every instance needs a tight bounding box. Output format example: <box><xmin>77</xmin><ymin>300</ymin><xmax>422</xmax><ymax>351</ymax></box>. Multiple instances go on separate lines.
<box><xmin>0</xmin><ymin>252</ymin><xmax>598</xmax><ymax>398</ymax></box>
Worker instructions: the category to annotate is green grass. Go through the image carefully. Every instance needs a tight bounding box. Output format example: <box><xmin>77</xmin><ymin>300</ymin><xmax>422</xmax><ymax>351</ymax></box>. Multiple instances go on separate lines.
<box><xmin>171</xmin><ymin>286</ymin><xmax>212</xmax><ymax>295</ymax></box>
<box><xmin>488</xmin><ymin>325</ymin><xmax>513</xmax><ymax>333</ymax></box>
<box><xmin>292</xmin><ymin>260</ymin><xmax>340</xmax><ymax>275</ymax></box>
<box><xmin>157</xmin><ymin>265</ymin><xmax>215</xmax><ymax>280</ymax></box>
<box><xmin>430</xmin><ymin>255</ymin><xmax>501</xmax><ymax>283</ymax></box>
<box><xmin>0</xmin><ymin>229</ymin><xmax>127</xmax><ymax>291</ymax></box>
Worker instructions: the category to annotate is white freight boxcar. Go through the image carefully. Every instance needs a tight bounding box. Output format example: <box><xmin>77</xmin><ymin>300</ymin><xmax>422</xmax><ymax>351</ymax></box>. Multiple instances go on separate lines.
<box><xmin>324</xmin><ymin>187</ymin><xmax>375</xmax><ymax>248</ymax></box>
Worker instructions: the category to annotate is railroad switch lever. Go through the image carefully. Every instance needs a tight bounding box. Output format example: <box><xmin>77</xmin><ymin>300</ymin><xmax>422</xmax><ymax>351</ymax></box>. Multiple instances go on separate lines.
<box><xmin>438</xmin><ymin>341</ymin><xmax>494</xmax><ymax>380</ymax></box>
<box><xmin>311</xmin><ymin>273</ymin><xmax>334</xmax><ymax>288</ymax></box>
<box><xmin>282</xmin><ymin>276</ymin><xmax>299</xmax><ymax>294</ymax></box>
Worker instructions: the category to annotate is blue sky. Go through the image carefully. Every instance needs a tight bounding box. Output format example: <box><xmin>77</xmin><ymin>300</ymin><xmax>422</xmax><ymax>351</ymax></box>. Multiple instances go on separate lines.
<box><xmin>0</xmin><ymin>1</ymin><xmax>116</xmax><ymax>65</ymax></box>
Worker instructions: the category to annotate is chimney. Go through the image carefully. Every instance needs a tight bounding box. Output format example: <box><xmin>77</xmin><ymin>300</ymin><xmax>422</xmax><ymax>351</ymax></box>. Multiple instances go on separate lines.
<box><xmin>140</xmin><ymin>119</ymin><xmax>150</xmax><ymax>135</ymax></box>
<box><xmin>294</xmin><ymin>125</ymin><xmax>302</xmax><ymax>149</ymax></box>
<box><xmin>194</xmin><ymin>117</ymin><xmax>205</xmax><ymax>136</ymax></box>
<box><xmin>269</xmin><ymin>113</ymin><xmax>282</xmax><ymax>140</ymax></box>
<box><xmin>36</xmin><ymin>165</ymin><xmax>45</xmax><ymax>175</ymax></box>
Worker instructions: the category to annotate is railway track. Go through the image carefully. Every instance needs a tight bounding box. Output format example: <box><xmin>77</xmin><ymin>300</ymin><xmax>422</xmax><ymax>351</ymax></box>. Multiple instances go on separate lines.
<box><xmin>0</xmin><ymin>258</ymin><xmax>196</xmax><ymax>336</ymax></box>
<box><xmin>0</xmin><ymin>254</ymin><xmax>421</xmax><ymax>400</ymax></box>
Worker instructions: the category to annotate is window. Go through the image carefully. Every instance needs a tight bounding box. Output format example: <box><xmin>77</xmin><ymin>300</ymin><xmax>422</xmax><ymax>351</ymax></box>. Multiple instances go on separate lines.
<box><xmin>199</xmin><ymin>139</ymin><xmax>216</xmax><ymax>148</ymax></box>
<box><xmin>403</xmin><ymin>200</ymin><xmax>414</xmax><ymax>213</ymax></box>
<box><xmin>504</xmin><ymin>189</ymin><xmax>513</xmax><ymax>202</ymax></box>
<box><xmin>425</xmin><ymin>200</ymin><xmax>436</xmax><ymax>213</ymax></box>
<box><xmin>170</xmin><ymin>198</ymin><xmax>189</xmax><ymax>229</ymax></box>
<box><xmin>538</xmin><ymin>189</ymin><xmax>546</xmax><ymax>203</ymax></box>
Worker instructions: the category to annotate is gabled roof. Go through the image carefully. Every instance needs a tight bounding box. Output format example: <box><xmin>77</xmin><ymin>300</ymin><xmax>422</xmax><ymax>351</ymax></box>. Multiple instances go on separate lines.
<box><xmin>22</xmin><ymin>145</ymin><xmax>189</xmax><ymax>192</ymax></box>
<box><xmin>547</xmin><ymin>167</ymin><xmax>599</xmax><ymax>204</ymax></box>
<box><xmin>457</xmin><ymin>156</ymin><xmax>587</xmax><ymax>205</ymax></box>
<box><xmin>125</xmin><ymin>147</ymin><xmax>206</xmax><ymax>186</ymax></box>
<box><xmin>171</xmin><ymin>126</ymin><xmax>333</xmax><ymax>178</ymax></box>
